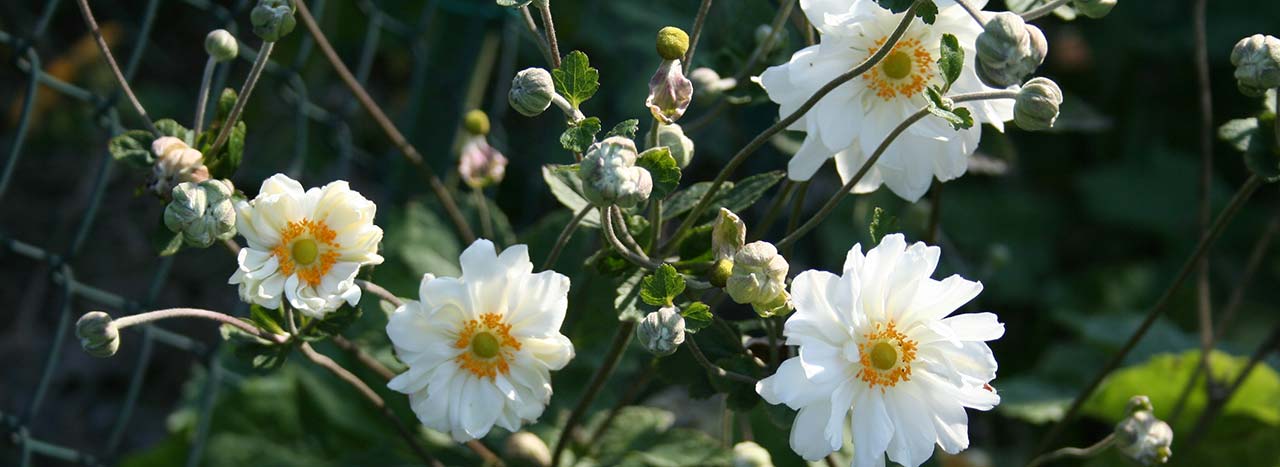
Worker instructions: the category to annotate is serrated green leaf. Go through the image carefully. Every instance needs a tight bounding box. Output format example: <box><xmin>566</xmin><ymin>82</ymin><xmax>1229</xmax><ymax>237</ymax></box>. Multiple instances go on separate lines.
<box><xmin>560</xmin><ymin>116</ymin><xmax>601</xmax><ymax>153</ymax></box>
<box><xmin>541</xmin><ymin>164</ymin><xmax>602</xmax><ymax>227</ymax></box>
<box><xmin>939</xmin><ymin>34</ymin><xmax>963</xmax><ymax>90</ymax></box>
<box><xmin>551</xmin><ymin>50</ymin><xmax>599</xmax><ymax>109</ymax></box>
<box><xmin>607</xmin><ymin>119</ymin><xmax>640</xmax><ymax>139</ymax></box>
<box><xmin>109</xmin><ymin>130</ymin><xmax>156</xmax><ymax>168</ymax></box>
<box><xmin>925</xmin><ymin>86</ymin><xmax>974</xmax><ymax>130</ymax></box>
<box><xmin>635</xmin><ymin>147</ymin><xmax>681</xmax><ymax>199</ymax></box>
<box><xmin>680</xmin><ymin>301</ymin><xmax>712</xmax><ymax>333</ymax></box>
<box><xmin>1244</xmin><ymin>114</ymin><xmax>1280</xmax><ymax>181</ymax></box>
<box><xmin>876</xmin><ymin>0</ymin><xmax>937</xmax><ymax>23</ymax></box>
<box><xmin>1219</xmin><ymin>118</ymin><xmax>1259</xmax><ymax>153</ymax></box>
<box><xmin>640</xmin><ymin>264</ymin><xmax>685</xmax><ymax>307</ymax></box>
<box><xmin>221</xmin><ymin>324</ymin><xmax>291</xmax><ymax>370</ymax></box>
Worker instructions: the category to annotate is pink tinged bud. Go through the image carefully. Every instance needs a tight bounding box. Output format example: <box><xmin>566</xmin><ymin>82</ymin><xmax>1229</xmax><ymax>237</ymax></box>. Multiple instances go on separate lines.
<box><xmin>646</xmin><ymin>59</ymin><xmax>693</xmax><ymax>124</ymax></box>
<box><xmin>459</xmin><ymin>136</ymin><xmax>508</xmax><ymax>189</ymax></box>
<box><xmin>149</xmin><ymin>137</ymin><xmax>209</xmax><ymax>198</ymax></box>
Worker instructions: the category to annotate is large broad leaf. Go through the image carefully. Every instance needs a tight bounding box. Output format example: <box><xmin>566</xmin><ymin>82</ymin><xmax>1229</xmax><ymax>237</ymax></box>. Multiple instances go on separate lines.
<box><xmin>542</xmin><ymin>164</ymin><xmax>602</xmax><ymax>227</ymax></box>
<box><xmin>584</xmin><ymin>406</ymin><xmax>732</xmax><ymax>467</ymax></box>
<box><xmin>662</xmin><ymin>172</ymin><xmax>785</xmax><ymax>224</ymax></box>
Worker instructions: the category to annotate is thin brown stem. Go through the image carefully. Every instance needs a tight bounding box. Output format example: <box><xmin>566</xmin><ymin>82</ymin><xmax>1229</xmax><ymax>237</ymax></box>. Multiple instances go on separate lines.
<box><xmin>1187</xmin><ymin>322</ymin><xmax>1280</xmax><ymax>446</ymax></box>
<box><xmin>686</xmin><ymin>337</ymin><xmax>757</xmax><ymax>384</ymax></box>
<box><xmin>208</xmin><ymin>41</ymin><xmax>274</xmax><ymax>157</ymax></box>
<box><xmin>1034</xmin><ymin>175</ymin><xmax>1265</xmax><ymax>456</ymax></box>
<box><xmin>1190</xmin><ymin>0</ymin><xmax>1217</xmax><ymax>420</ymax></box>
<box><xmin>538</xmin><ymin>3</ymin><xmax>561</xmax><ymax>68</ymax></box>
<box><xmin>295</xmin><ymin>0</ymin><xmax>475</xmax><ymax>243</ymax></box>
<box><xmin>110</xmin><ymin>307</ymin><xmax>279</xmax><ymax>342</ymax></box>
<box><xmin>298</xmin><ymin>343</ymin><xmax>443</xmax><ymax>467</ymax></box>
<box><xmin>74</xmin><ymin>0</ymin><xmax>158</xmax><ymax>135</ymax></box>
<box><xmin>473</xmin><ymin>188</ymin><xmax>495</xmax><ymax>241</ymax></box>
<box><xmin>752</xmin><ymin>180</ymin><xmax>796</xmax><ymax>240</ymax></box>
<box><xmin>734</xmin><ymin>0</ymin><xmax>796</xmax><ymax>83</ymax></box>
<box><xmin>1026</xmin><ymin>434</ymin><xmax>1116</xmax><ymax>467</ymax></box>
<box><xmin>543</xmin><ymin>206</ymin><xmax>593</xmax><ymax>270</ymax></box>
<box><xmin>550</xmin><ymin>320</ymin><xmax>638</xmax><ymax>467</ymax></box>
<box><xmin>953</xmin><ymin>0</ymin><xmax>987</xmax><ymax>25</ymax></box>
<box><xmin>356</xmin><ymin>279</ymin><xmax>404</xmax><ymax>307</ymax></box>
<box><xmin>665</xmin><ymin>0</ymin><xmax>922</xmax><ymax>252</ymax></box>
<box><xmin>518</xmin><ymin>6</ymin><xmax>556</xmax><ymax>67</ymax></box>
<box><xmin>684</xmin><ymin>0</ymin><xmax>715</xmax><ymax>73</ymax></box>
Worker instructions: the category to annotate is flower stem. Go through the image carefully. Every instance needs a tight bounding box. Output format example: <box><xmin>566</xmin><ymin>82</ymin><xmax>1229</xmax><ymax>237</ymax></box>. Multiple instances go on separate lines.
<box><xmin>208</xmin><ymin>41</ymin><xmax>272</xmax><ymax>156</ymax></box>
<box><xmin>73</xmin><ymin>0</ymin><xmax>159</xmax><ymax>135</ymax></box>
<box><xmin>473</xmin><ymin>188</ymin><xmax>495</xmax><ymax>241</ymax></box>
<box><xmin>542</xmin><ymin>206</ymin><xmax>593</xmax><ymax>270</ymax></box>
<box><xmin>111</xmin><ymin>308</ymin><xmax>282</xmax><ymax>342</ymax></box>
<box><xmin>1026</xmin><ymin>434</ymin><xmax>1116</xmax><ymax>467</ymax></box>
<box><xmin>551</xmin><ymin>320</ymin><xmax>638</xmax><ymax>467</ymax></box>
<box><xmin>649</xmin><ymin>199</ymin><xmax>663</xmax><ymax>252</ymax></box>
<box><xmin>1020</xmin><ymin>0</ymin><xmax>1072</xmax><ymax>21</ymax></box>
<box><xmin>776</xmin><ymin>90</ymin><xmax>1018</xmax><ymax>250</ymax></box>
<box><xmin>518</xmin><ymin>6</ymin><xmax>556</xmax><ymax>67</ymax></box>
<box><xmin>356</xmin><ymin>279</ymin><xmax>404</xmax><ymax>308</ymax></box>
<box><xmin>1187</xmin><ymin>322</ymin><xmax>1280</xmax><ymax>446</ymax></box>
<box><xmin>538</xmin><ymin>2</ymin><xmax>561</xmax><ymax>68</ymax></box>
<box><xmin>684</xmin><ymin>0</ymin><xmax>714</xmax><ymax>73</ymax></box>
<box><xmin>295</xmin><ymin>0</ymin><xmax>476</xmax><ymax>244</ymax></box>
<box><xmin>602</xmin><ymin>207</ymin><xmax>661</xmax><ymax>269</ymax></box>
<box><xmin>953</xmin><ymin>0</ymin><xmax>987</xmax><ymax>25</ymax></box>
<box><xmin>734</xmin><ymin>0</ymin><xmax>796</xmax><ymax>83</ymax></box>
<box><xmin>1189</xmin><ymin>0</ymin><xmax>1217</xmax><ymax>426</ymax></box>
<box><xmin>611</xmin><ymin>206</ymin><xmax>648</xmax><ymax>256</ymax></box>
<box><xmin>193</xmin><ymin>57</ymin><xmax>217</xmax><ymax>140</ymax></box>
<box><xmin>1033</xmin><ymin>174</ymin><xmax>1265</xmax><ymax>456</ymax></box>
<box><xmin>298</xmin><ymin>343</ymin><xmax>444</xmax><ymax>467</ymax></box>
<box><xmin>664</xmin><ymin>0</ymin><xmax>923</xmax><ymax>254</ymax></box>
<box><xmin>686</xmin><ymin>337</ymin><xmax>757</xmax><ymax>384</ymax></box>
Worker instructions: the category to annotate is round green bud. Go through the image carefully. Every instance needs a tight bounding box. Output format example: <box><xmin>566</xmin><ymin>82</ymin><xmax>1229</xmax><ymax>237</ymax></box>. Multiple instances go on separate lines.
<box><xmin>656</xmin><ymin>26</ymin><xmax>690</xmax><ymax>61</ymax></box>
<box><xmin>463</xmin><ymin>109</ymin><xmax>490</xmax><ymax>136</ymax></box>
<box><xmin>503</xmin><ymin>431</ymin><xmax>552</xmax><ymax>467</ymax></box>
<box><xmin>205</xmin><ymin>29</ymin><xmax>239</xmax><ymax>62</ymax></box>
<box><xmin>1073</xmin><ymin>0</ymin><xmax>1117</xmax><ymax>19</ymax></box>
<box><xmin>165</xmin><ymin>179</ymin><xmax>237</xmax><ymax>248</ymax></box>
<box><xmin>251</xmin><ymin>0</ymin><xmax>296</xmax><ymax>42</ymax></box>
<box><xmin>637</xmin><ymin>306</ymin><xmax>686</xmax><ymax>356</ymax></box>
<box><xmin>580</xmin><ymin>137</ymin><xmax>653</xmax><ymax>208</ymax></box>
<box><xmin>1231</xmin><ymin>34</ymin><xmax>1280</xmax><ymax>97</ymax></box>
<box><xmin>1014</xmin><ymin>77</ymin><xmax>1062</xmax><ymax>131</ymax></box>
<box><xmin>509</xmin><ymin>68</ymin><xmax>557</xmax><ymax>117</ymax></box>
<box><xmin>709</xmin><ymin>258</ymin><xmax>734</xmax><ymax>288</ymax></box>
<box><xmin>76</xmin><ymin>311</ymin><xmax>120</xmax><ymax>358</ymax></box>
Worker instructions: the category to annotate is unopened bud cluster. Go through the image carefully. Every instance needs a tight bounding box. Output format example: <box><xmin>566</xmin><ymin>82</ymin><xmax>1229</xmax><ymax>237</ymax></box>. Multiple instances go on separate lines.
<box><xmin>150</xmin><ymin>137</ymin><xmax>209</xmax><ymax>198</ymax></box>
<box><xmin>975</xmin><ymin>12</ymin><xmax>1047</xmax><ymax>88</ymax></box>
<box><xmin>1231</xmin><ymin>34</ymin><xmax>1280</xmax><ymax>97</ymax></box>
<box><xmin>165</xmin><ymin>179</ymin><xmax>237</xmax><ymax>247</ymax></box>
<box><xmin>251</xmin><ymin>0</ymin><xmax>296</xmax><ymax>42</ymax></box>
<box><xmin>726</xmin><ymin>241</ymin><xmax>791</xmax><ymax>317</ymax></box>
<box><xmin>637</xmin><ymin>306</ymin><xmax>686</xmax><ymax>356</ymax></box>
<box><xmin>580</xmin><ymin>136</ymin><xmax>653</xmax><ymax>208</ymax></box>
<box><xmin>1113</xmin><ymin>395</ymin><xmax>1173</xmax><ymax>466</ymax></box>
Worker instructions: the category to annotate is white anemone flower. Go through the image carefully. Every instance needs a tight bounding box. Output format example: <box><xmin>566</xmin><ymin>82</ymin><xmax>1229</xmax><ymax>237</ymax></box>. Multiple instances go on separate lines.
<box><xmin>228</xmin><ymin>174</ymin><xmax>383</xmax><ymax>318</ymax></box>
<box><xmin>756</xmin><ymin>234</ymin><xmax>1003</xmax><ymax>467</ymax></box>
<box><xmin>386</xmin><ymin>240</ymin><xmax>575</xmax><ymax>442</ymax></box>
<box><xmin>758</xmin><ymin>0</ymin><xmax>1014</xmax><ymax>201</ymax></box>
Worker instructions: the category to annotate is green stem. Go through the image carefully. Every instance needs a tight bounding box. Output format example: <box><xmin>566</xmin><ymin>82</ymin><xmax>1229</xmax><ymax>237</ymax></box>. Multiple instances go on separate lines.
<box><xmin>111</xmin><ymin>307</ymin><xmax>279</xmax><ymax>342</ymax></box>
<box><xmin>538</xmin><ymin>2</ymin><xmax>561</xmax><ymax>68</ymax></box>
<box><xmin>473</xmin><ymin>188</ymin><xmax>495</xmax><ymax>241</ymax></box>
<box><xmin>208</xmin><ymin>41</ymin><xmax>273</xmax><ymax>156</ymax></box>
<box><xmin>664</xmin><ymin>0</ymin><xmax>923</xmax><ymax>253</ymax></box>
<box><xmin>683</xmin><ymin>0</ymin><xmax>714</xmax><ymax>73</ymax></box>
<box><xmin>193</xmin><ymin>57</ymin><xmax>217</xmax><ymax>139</ymax></box>
<box><xmin>1026</xmin><ymin>434</ymin><xmax>1116</xmax><ymax>467</ymax></box>
<box><xmin>953</xmin><ymin>0</ymin><xmax>987</xmax><ymax>25</ymax></box>
<box><xmin>1033</xmin><ymin>174</ymin><xmax>1265</xmax><ymax>456</ymax></box>
<box><xmin>551</xmin><ymin>320</ymin><xmax>638</xmax><ymax>467</ymax></box>
<box><xmin>1021</xmin><ymin>0</ymin><xmax>1072</xmax><ymax>21</ymax></box>
<box><xmin>603</xmin><ymin>207</ymin><xmax>660</xmax><ymax>269</ymax></box>
<box><xmin>542</xmin><ymin>206</ymin><xmax>593</xmax><ymax>270</ymax></box>
<box><xmin>650</xmin><ymin>199</ymin><xmax>663</xmax><ymax>252</ymax></box>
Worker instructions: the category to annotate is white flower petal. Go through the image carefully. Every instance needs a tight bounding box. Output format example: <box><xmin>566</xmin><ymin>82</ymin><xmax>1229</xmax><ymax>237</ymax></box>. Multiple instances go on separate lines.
<box><xmin>851</xmin><ymin>389</ymin><xmax>893</xmax><ymax>467</ymax></box>
<box><xmin>941</xmin><ymin>312</ymin><xmax>1005</xmax><ymax>342</ymax></box>
<box><xmin>790</xmin><ymin>398</ymin><xmax>840</xmax><ymax>460</ymax></box>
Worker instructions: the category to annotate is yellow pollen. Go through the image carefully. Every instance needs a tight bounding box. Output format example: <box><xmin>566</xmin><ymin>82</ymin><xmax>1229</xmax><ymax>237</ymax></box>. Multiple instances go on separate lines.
<box><xmin>271</xmin><ymin>218</ymin><xmax>341</xmax><ymax>287</ymax></box>
<box><xmin>881</xmin><ymin>51</ymin><xmax>913</xmax><ymax>80</ymax></box>
<box><xmin>856</xmin><ymin>321</ymin><xmax>918</xmax><ymax>392</ymax></box>
<box><xmin>863</xmin><ymin>37</ymin><xmax>935</xmax><ymax>101</ymax></box>
<box><xmin>454</xmin><ymin>313</ymin><xmax>522</xmax><ymax>379</ymax></box>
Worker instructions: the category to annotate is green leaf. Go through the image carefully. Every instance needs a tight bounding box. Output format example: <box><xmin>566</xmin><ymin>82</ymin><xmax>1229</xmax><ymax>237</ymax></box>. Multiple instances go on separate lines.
<box><xmin>154</xmin><ymin>119</ymin><xmax>193</xmax><ymax>144</ymax></box>
<box><xmin>680</xmin><ymin>301</ymin><xmax>712</xmax><ymax>333</ymax></box>
<box><xmin>586</xmin><ymin>406</ymin><xmax>732</xmax><ymax>467</ymax></box>
<box><xmin>615</xmin><ymin>268</ymin><xmax>646</xmax><ymax>321</ymax></box>
<box><xmin>640</xmin><ymin>264</ymin><xmax>685</xmax><ymax>307</ymax></box>
<box><xmin>713</xmin><ymin>171</ymin><xmax>785</xmax><ymax>214</ymax></box>
<box><xmin>217</xmin><ymin>87</ymin><xmax>237</xmax><ymax>119</ymax></box>
<box><xmin>1219</xmin><ymin>118</ymin><xmax>1259</xmax><ymax>153</ymax></box>
<box><xmin>109</xmin><ymin>130</ymin><xmax>156</xmax><ymax>168</ymax></box>
<box><xmin>662</xmin><ymin>182</ymin><xmax>716</xmax><ymax>221</ymax></box>
<box><xmin>221</xmin><ymin>324</ymin><xmax>291</xmax><ymax>370</ymax></box>
<box><xmin>551</xmin><ymin>50</ymin><xmax>600</xmax><ymax>109</ymax></box>
<box><xmin>541</xmin><ymin>164</ymin><xmax>602</xmax><ymax>227</ymax></box>
<box><xmin>1243</xmin><ymin>113</ymin><xmax>1280</xmax><ymax>182</ymax></box>
<box><xmin>925</xmin><ymin>86</ymin><xmax>974</xmax><ymax>130</ymax></box>
<box><xmin>938</xmin><ymin>34</ymin><xmax>963</xmax><ymax>90</ymax></box>
<box><xmin>635</xmin><ymin>147</ymin><xmax>681</xmax><ymax>199</ymax></box>
<box><xmin>494</xmin><ymin>0</ymin><xmax>531</xmax><ymax>7</ymax></box>
<box><xmin>249</xmin><ymin>305</ymin><xmax>287</xmax><ymax>335</ymax></box>
<box><xmin>876</xmin><ymin>0</ymin><xmax>937</xmax><ymax>23</ymax></box>
<box><xmin>868</xmin><ymin>206</ymin><xmax>898</xmax><ymax>244</ymax></box>
<box><xmin>301</xmin><ymin>305</ymin><xmax>363</xmax><ymax>341</ymax></box>
<box><xmin>676</xmin><ymin>224</ymin><xmax>714</xmax><ymax>263</ymax></box>
<box><xmin>206</xmin><ymin>121</ymin><xmax>246</xmax><ymax>179</ymax></box>
<box><xmin>606</xmin><ymin>119</ymin><xmax>640</xmax><ymax>139</ymax></box>
<box><xmin>560</xmin><ymin>116</ymin><xmax>601</xmax><ymax>153</ymax></box>
<box><xmin>382</xmin><ymin>201</ymin><xmax>463</xmax><ymax>277</ymax></box>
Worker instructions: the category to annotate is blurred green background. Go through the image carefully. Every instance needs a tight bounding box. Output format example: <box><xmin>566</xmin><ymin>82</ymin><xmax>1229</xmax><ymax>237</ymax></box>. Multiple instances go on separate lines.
<box><xmin>2</xmin><ymin>0</ymin><xmax>1279</xmax><ymax>465</ymax></box>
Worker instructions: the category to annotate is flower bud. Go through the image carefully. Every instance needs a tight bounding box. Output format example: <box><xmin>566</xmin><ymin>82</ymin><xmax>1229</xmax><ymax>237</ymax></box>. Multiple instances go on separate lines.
<box><xmin>1113</xmin><ymin>396</ymin><xmax>1173</xmax><ymax>466</ymax></box>
<box><xmin>164</xmin><ymin>179</ymin><xmax>237</xmax><ymax>247</ymax></box>
<box><xmin>709</xmin><ymin>258</ymin><xmax>734</xmax><ymax>288</ymax></box>
<box><xmin>975</xmin><ymin>12</ymin><xmax>1047</xmax><ymax>88</ymax></box>
<box><xmin>251</xmin><ymin>0</ymin><xmax>296</xmax><ymax>42</ymax></box>
<box><xmin>1013</xmin><ymin>77</ymin><xmax>1062</xmax><ymax>131</ymax></box>
<box><xmin>509</xmin><ymin>68</ymin><xmax>557</xmax><ymax>117</ymax></box>
<box><xmin>712</xmin><ymin>208</ymin><xmax>746</xmax><ymax>261</ymax></box>
<box><xmin>656</xmin><ymin>26</ymin><xmax>690</xmax><ymax>61</ymax></box>
<box><xmin>732</xmin><ymin>441</ymin><xmax>774</xmax><ymax>467</ymax></box>
<box><xmin>726</xmin><ymin>241</ymin><xmax>791</xmax><ymax>317</ymax></box>
<box><xmin>653</xmin><ymin>123</ymin><xmax>695</xmax><ymax>168</ymax></box>
<box><xmin>580</xmin><ymin>136</ymin><xmax>653</xmax><ymax>208</ymax></box>
<box><xmin>690</xmin><ymin>67</ymin><xmax>737</xmax><ymax>98</ymax></box>
<box><xmin>1231</xmin><ymin>34</ymin><xmax>1280</xmax><ymax>97</ymax></box>
<box><xmin>1073</xmin><ymin>0</ymin><xmax>1117</xmax><ymax>19</ymax></box>
<box><xmin>205</xmin><ymin>29</ymin><xmax>238</xmax><ymax>62</ymax></box>
<box><xmin>150</xmin><ymin>136</ymin><xmax>209</xmax><ymax>198</ymax></box>
<box><xmin>463</xmin><ymin>109</ymin><xmax>490</xmax><ymax>136</ymax></box>
<box><xmin>459</xmin><ymin>136</ymin><xmax>508</xmax><ymax>189</ymax></box>
<box><xmin>503</xmin><ymin>431</ymin><xmax>552</xmax><ymax>467</ymax></box>
<box><xmin>76</xmin><ymin>311</ymin><xmax>120</xmax><ymax>358</ymax></box>
<box><xmin>637</xmin><ymin>306</ymin><xmax>686</xmax><ymax>356</ymax></box>
<box><xmin>647</xmin><ymin>60</ymin><xmax>694</xmax><ymax>124</ymax></box>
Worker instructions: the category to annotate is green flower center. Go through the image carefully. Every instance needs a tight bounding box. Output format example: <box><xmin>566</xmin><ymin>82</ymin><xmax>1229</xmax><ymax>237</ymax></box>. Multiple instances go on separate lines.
<box><xmin>291</xmin><ymin>239</ymin><xmax>319</xmax><ymax>265</ymax></box>
<box><xmin>882</xmin><ymin>51</ymin><xmax>913</xmax><ymax>80</ymax></box>
<box><xmin>870</xmin><ymin>341</ymin><xmax>898</xmax><ymax>371</ymax></box>
<box><xmin>471</xmin><ymin>332</ymin><xmax>501</xmax><ymax>359</ymax></box>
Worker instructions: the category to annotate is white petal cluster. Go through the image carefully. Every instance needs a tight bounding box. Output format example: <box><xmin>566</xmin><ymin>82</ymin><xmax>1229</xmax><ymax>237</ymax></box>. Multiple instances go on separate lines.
<box><xmin>386</xmin><ymin>240</ymin><xmax>575</xmax><ymax>442</ymax></box>
<box><xmin>228</xmin><ymin>174</ymin><xmax>383</xmax><ymax>318</ymax></box>
<box><xmin>756</xmin><ymin>234</ymin><xmax>1003</xmax><ymax>467</ymax></box>
<box><xmin>758</xmin><ymin>0</ymin><xmax>1014</xmax><ymax>201</ymax></box>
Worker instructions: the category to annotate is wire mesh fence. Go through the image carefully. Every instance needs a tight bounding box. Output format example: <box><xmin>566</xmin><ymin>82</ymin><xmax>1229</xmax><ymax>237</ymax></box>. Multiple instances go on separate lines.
<box><xmin>0</xmin><ymin>0</ymin><xmax>512</xmax><ymax>464</ymax></box>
